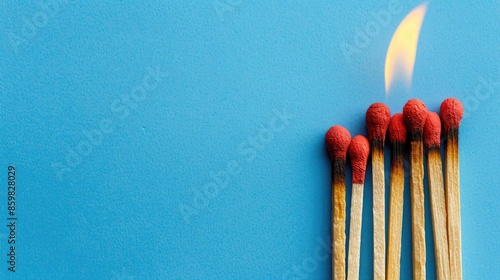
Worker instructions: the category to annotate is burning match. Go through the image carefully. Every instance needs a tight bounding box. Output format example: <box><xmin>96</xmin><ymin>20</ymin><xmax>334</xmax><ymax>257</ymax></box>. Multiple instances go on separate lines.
<box><xmin>346</xmin><ymin>135</ymin><xmax>370</xmax><ymax>280</ymax></box>
<box><xmin>424</xmin><ymin>112</ymin><xmax>451</xmax><ymax>280</ymax></box>
<box><xmin>325</xmin><ymin>125</ymin><xmax>351</xmax><ymax>280</ymax></box>
<box><xmin>365</xmin><ymin>103</ymin><xmax>391</xmax><ymax>280</ymax></box>
<box><xmin>440</xmin><ymin>98</ymin><xmax>464</xmax><ymax>280</ymax></box>
<box><xmin>386</xmin><ymin>113</ymin><xmax>407</xmax><ymax>280</ymax></box>
<box><xmin>403</xmin><ymin>98</ymin><xmax>428</xmax><ymax>280</ymax></box>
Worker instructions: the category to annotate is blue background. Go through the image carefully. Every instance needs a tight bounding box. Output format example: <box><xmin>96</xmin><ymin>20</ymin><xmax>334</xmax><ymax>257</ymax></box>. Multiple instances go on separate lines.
<box><xmin>1</xmin><ymin>1</ymin><xmax>499</xmax><ymax>279</ymax></box>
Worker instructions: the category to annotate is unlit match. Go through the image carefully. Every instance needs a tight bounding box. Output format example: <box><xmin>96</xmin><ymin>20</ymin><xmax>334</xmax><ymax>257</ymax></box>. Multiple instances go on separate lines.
<box><xmin>366</xmin><ymin>103</ymin><xmax>391</xmax><ymax>280</ymax></box>
<box><xmin>403</xmin><ymin>99</ymin><xmax>428</xmax><ymax>280</ymax></box>
<box><xmin>325</xmin><ymin>125</ymin><xmax>351</xmax><ymax>280</ymax></box>
<box><xmin>386</xmin><ymin>113</ymin><xmax>407</xmax><ymax>280</ymax></box>
<box><xmin>440</xmin><ymin>98</ymin><xmax>464</xmax><ymax>280</ymax></box>
<box><xmin>424</xmin><ymin>112</ymin><xmax>451</xmax><ymax>280</ymax></box>
<box><xmin>347</xmin><ymin>135</ymin><xmax>370</xmax><ymax>280</ymax></box>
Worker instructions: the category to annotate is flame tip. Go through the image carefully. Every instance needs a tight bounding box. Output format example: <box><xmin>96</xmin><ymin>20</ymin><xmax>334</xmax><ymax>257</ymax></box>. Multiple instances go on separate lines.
<box><xmin>384</xmin><ymin>2</ymin><xmax>428</xmax><ymax>96</ymax></box>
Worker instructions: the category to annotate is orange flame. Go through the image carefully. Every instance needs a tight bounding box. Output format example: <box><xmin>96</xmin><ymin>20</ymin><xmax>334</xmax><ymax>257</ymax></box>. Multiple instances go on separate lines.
<box><xmin>385</xmin><ymin>3</ymin><xmax>428</xmax><ymax>96</ymax></box>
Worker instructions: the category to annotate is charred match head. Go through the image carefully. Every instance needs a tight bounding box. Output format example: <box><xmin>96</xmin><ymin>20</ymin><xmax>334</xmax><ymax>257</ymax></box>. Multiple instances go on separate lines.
<box><xmin>325</xmin><ymin>125</ymin><xmax>351</xmax><ymax>184</ymax></box>
<box><xmin>366</xmin><ymin>103</ymin><xmax>391</xmax><ymax>148</ymax></box>
<box><xmin>348</xmin><ymin>135</ymin><xmax>370</xmax><ymax>184</ymax></box>
<box><xmin>423</xmin><ymin>112</ymin><xmax>441</xmax><ymax>150</ymax></box>
<box><xmin>325</xmin><ymin>125</ymin><xmax>351</xmax><ymax>161</ymax></box>
<box><xmin>388</xmin><ymin>113</ymin><xmax>407</xmax><ymax>162</ymax></box>
<box><xmin>403</xmin><ymin>99</ymin><xmax>428</xmax><ymax>140</ymax></box>
<box><xmin>388</xmin><ymin>113</ymin><xmax>407</xmax><ymax>145</ymax></box>
<box><xmin>440</xmin><ymin>98</ymin><xmax>463</xmax><ymax>135</ymax></box>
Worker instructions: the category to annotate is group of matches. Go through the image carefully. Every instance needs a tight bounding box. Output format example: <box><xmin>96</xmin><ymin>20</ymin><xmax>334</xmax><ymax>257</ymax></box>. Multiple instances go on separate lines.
<box><xmin>325</xmin><ymin>98</ymin><xmax>464</xmax><ymax>280</ymax></box>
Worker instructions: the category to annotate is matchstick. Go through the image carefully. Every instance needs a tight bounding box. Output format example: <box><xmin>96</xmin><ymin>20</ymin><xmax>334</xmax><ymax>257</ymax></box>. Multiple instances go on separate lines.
<box><xmin>386</xmin><ymin>113</ymin><xmax>407</xmax><ymax>280</ymax></box>
<box><xmin>347</xmin><ymin>135</ymin><xmax>370</xmax><ymax>280</ymax></box>
<box><xmin>366</xmin><ymin>103</ymin><xmax>391</xmax><ymax>280</ymax></box>
<box><xmin>325</xmin><ymin>125</ymin><xmax>351</xmax><ymax>280</ymax></box>
<box><xmin>440</xmin><ymin>98</ymin><xmax>464</xmax><ymax>280</ymax></box>
<box><xmin>424</xmin><ymin>112</ymin><xmax>451</xmax><ymax>280</ymax></box>
<box><xmin>403</xmin><ymin>99</ymin><xmax>428</xmax><ymax>280</ymax></box>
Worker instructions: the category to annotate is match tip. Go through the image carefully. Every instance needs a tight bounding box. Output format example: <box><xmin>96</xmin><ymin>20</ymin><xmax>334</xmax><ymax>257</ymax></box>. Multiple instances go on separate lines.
<box><xmin>325</xmin><ymin>125</ymin><xmax>351</xmax><ymax>160</ymax></box>
<box><xmin>440</xmin><ymin>98</ymin><xmax>463</xmax><ymax>132</ymax></box>
<box><xmin>366</xmin><ymin>103</ymin><xmax>391</xmax><ymax>143</ymax></box>
<box><xmin>403</xmin><ymin>99</ymin><xmax>428</xmax><ymax>134</ymax></box>
<box><xmin>388</xmin><ymin>113</ymin><xmax>407</xmax><ymax>144</ymax></box>
<box><xmin>348</xmin><ymin>135</ymin><xmax>370</xmax><ymax>184</ymax></box>
<box><xmin>423</xmin><ymin>112</ymin><xmax>441</xmax><ymax>149</ymax></box>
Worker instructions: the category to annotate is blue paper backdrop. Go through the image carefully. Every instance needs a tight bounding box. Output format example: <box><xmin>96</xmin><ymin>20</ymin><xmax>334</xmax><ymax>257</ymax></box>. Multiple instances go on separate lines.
<box><xmin>0</xmin><ymin>1</ymin><xmax>499</xmax><ymax>279</ymax></box>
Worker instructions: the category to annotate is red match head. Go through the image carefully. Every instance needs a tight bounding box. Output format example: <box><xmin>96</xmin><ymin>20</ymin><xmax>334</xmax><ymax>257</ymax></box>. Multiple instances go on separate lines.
<box><xmin>440</xmin><ymin>98</ymin><xmax>464</xmax><ymax>132</ymax></box>
<box><xmin>366</xmin><ymin>103</ymin><xmax>391</xmax><ymax>143</ymax></box>
<box><xmin>348</xmin><ymin>135</ymin><xmax>370</xmax><ymax>184</ymax></box>
<box><xmin>388</xmin><ymin>113</ymin><xmax>407</xmax><ymax>144</ymax></box>
<box><xmin>403</xmin><ymin>99</ymin><xmax>428</xmax><ymax>136</ymax></box>
<box><xmin>423</xmin><ymin>112</ymin><xmax>441</xmax><ymax>149</ymax></box>
<box><xmin>325</xmin><ymin>125</ymin><xmax>351</xmax><ymax>161</ymax></box>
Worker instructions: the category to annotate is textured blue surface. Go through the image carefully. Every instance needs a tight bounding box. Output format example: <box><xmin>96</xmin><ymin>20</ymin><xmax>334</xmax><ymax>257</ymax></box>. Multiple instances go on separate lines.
<box><xmin>0</xmin><ymin>1</ymin><xmax>499</xmax><ymax>279</ymax></box>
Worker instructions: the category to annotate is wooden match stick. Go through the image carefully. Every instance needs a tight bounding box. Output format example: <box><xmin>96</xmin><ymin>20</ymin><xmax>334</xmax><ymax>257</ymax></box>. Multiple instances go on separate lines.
<box><xmin>325</xmin><ymin>125</ymin><xmax>351</xmax><ymax>280</ymax></box>
<box><xmin>403</xmin><ymin>99</ymin><xmax>428</xmax><ymax>280</ymax></box>
<box><xmin>366</xmin><ymin>103</ymin><xmax>391</xmax><ymax>280</ymax></box>
<box><xmin>440</xmin><ymin>98</ymin><xmax>464</xmax><ymax>280</ymax></box>
<box><xmin>386</xmin><ymin>113</ymin><xmax>407</xmax><ymax>280</ymax></box>
<box><xmin>347</xmin><ymin>135</ymin><xmax>370</xmax><ymax>280</ymax></box>
<box><xmin>424</xmin><ymin>112</ymin><xmax>451</xmax><ymax>280</ymax></box>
